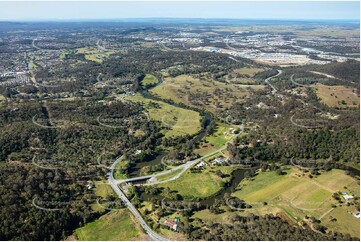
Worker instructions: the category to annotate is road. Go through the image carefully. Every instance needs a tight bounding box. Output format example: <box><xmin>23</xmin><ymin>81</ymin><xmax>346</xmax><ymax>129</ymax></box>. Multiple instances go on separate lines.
<box><xmin>290</xmin><ymin>74</ymin><xmax>310</xmax><ymax>87</ymax></box>
<box><xmin>107</xmin><ymin>123</ymin><xmax>238</xmax><ymax>240</ymax></box>
<box><xmin>108</xmin><ymin>159</ymin><xmax>167</xmax><ymax>241</ymax></box>
<box><xmin>264</xmin><ymin>70</ymin><xmax>282</xmax><ymax>94</ymax></box>
<box><xmin>225</xmin><ymin>36</ymin><xmax>237</xmax><ymax>51</ymax></box>
<box><xmin>115</xmin><ymin>145</ymin><xmax>228</xmax><ymax>186</ymax></box>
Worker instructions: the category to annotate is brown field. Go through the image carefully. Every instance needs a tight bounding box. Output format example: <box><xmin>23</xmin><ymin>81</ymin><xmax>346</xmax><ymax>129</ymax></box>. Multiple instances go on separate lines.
<box><xmin>150</xmin><ymin>74</ymin><xmax>264</xmax><ymax>113</ymax></box>
<box><xmin>313</xmin><ymin>83</ymin><xmax>359</xmax><ymax>108</ymax></box>
<box><xmin>226</xmin><ymin>67</ymin><xmax>264</xmax><ymax>84</ymax></box>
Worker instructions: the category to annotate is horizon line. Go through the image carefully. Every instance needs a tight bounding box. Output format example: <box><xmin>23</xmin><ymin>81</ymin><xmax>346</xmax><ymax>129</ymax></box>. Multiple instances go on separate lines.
<box><xmin>0</xmin><ymin>17</ymin><xmax>359</xmax><ymax>22</ymax></box>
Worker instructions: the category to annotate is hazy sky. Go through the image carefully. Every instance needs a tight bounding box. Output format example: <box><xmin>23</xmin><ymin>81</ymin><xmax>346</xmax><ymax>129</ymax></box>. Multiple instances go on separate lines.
<box><xmin>0</xmin><ymin>1</ymin><xmax>359</xmax><ymax>21</ymax></box>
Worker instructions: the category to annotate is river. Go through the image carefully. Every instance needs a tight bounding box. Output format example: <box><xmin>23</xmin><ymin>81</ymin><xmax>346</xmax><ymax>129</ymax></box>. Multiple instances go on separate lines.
<box><xmin>128</xmin><ymin>76</ymin><xmax>212</xmax><ymax>177</ymax></box>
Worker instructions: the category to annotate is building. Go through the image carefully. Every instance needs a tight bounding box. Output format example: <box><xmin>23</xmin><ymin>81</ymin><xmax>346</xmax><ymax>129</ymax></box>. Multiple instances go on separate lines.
<box><xmin>212</xmin><ymin>157</ymin><xmax>225</xmax><ymax>165</ymax></box>
<box><xmin>163</xmin><ymin>220</ymin><xmax>178</xmax><ymax>231</ymax></box>
<box><xmin>353</xmin><ymin>211</ymin><xmax>360</xmax><ymax>219</ymax></box>
<box><xmin>342</xmin><ymin>194</ymin><xmax>354</xmax><ymax>201</ymax></box>
<box><xmin>196</xmin><ymin>161</ymin><xmax>206</xmax><ymax>168</ymax></box>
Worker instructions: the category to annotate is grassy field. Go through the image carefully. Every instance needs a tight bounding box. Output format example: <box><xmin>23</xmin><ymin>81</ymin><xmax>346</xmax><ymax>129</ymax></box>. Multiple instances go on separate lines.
<box><xmin>192</xmin><ymin>208</ymin><xmax>246</xmax><ymax>224</ymax></box>
<box><xmin>141</xmin><ymin>74</ymin><xmax>158</xmax><ymax>87</ymax></box>
<box><xmin>227</xmin><ymin>67</ymin><xmax>264</xmax><ymax>84</ymax></box>
<box><xmin>195</xmin><ymin>123</ymin><xmax>235</xmax><ymax>156</ymax></box>
<box><xmin>113</xmin><ymin>159</ymin><xmax>129</xmax><ymax>180</ymax></box>
<box><xmin>313</xmin><ymin>83</ymin><xmax>359</xmax><ymax>108</ymax></box>
<box><xmin>233</xmin><ymin>67</ymin><xmax>264</xmax><ymax>76</ymax></box>
<box><xmin>322</xmin><ymin>205</ymin><xmax>360</xmax><ymax>237</ymax></box>
<box><xmin>60</xmin><ymin>49</ymin><xmax>72</xmax><ymax>59</ymax></box>
<box><xmin>76</xmin><ymin>47</ymin><xmax>114</xmax><ymax>63</ymax></box>
<box><xmin>156</xmin><ymin>168</ymin><xmax>183</xmax><ymax>182</ymax></box>
<box><xmin>150</xmin><ymin>74</ymin><xmax>264</xmax><ymax>113</ymax></box>
<box><xmin>125</xmin><ymin>94</ymin><xmax>202</xmax><ymax>138</ymax></box>
<box><xmin>157</xmin><ymin>167</ymin><xmax>226</xmax><ymax>199</ymax></box>
<box><xmin>75</xmin><ymin>210</ymin><xmax>145</xmax><ymax>240</ymax></box>
<box><xmin>94</xmin><ymin>183</ymin><xmax>115</xmax><ymax>199</ymax></box>
<box><xmin>232</xmin><ymin>167</ymin><xmax>360</xmax><ymax>237</ymax></box>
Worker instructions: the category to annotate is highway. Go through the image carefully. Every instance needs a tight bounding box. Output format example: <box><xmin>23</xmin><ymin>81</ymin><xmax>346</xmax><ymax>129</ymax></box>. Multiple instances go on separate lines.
<box><xmin>108</xmin><ymin>159</ymin><xmax>167</xmax><ymax>241</ymax></box>
<box><xmin>107</xmin><ymin>125</ymin><xmax>238</xmax><ymax>240</ymax></box>
<box><xmin>115</xmin><ymin>145</ymin><xmax>228</xmax><ymax>186</ymax></box>
<box><xmin>264</xmin><ymin>70</ymin><xmax>282</xmax><ymax>94</ymax></box>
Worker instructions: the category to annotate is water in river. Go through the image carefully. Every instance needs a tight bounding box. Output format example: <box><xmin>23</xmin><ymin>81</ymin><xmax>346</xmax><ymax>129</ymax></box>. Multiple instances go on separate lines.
<box><xmin>129</xmin><ymin>80</ymin><xmax>213</xmax><ymax>178</ymax></box>
<box><xmin>138</xmin><ymin>168</ymin><xmax>252</xmax><ymax>207</ymax></box>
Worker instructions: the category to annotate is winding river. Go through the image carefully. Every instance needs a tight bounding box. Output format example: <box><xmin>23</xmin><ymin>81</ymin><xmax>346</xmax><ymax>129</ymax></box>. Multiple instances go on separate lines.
<box><xmin>129</xmin><ymin>76</ymin><xmax>213</xmax><ymax>177</ymax></box>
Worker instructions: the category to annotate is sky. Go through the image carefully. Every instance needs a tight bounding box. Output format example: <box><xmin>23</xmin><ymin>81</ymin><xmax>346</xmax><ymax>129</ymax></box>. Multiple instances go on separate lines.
<box><xmin>0</xmin><ymin>1</ymin><xmax>359</xmax><ymax>21</ymax></box>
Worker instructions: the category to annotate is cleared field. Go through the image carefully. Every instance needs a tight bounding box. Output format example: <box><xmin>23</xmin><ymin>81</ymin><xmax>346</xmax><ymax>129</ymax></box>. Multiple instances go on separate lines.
<box><xmin>75</xmin><ymin>210</ymin><xmax>145</xmax><ymax>240</ymax></box>
<box><xmin>313</xmin><ymin>83</ymin><xmax>359</xmax><ymax>108</ymax></box>
<box><xmin>195</xmin><ymin>123</ymin><xmax>233</xmax><ymax>156</ymax></box>
<box><xmin>114</xmin><ymin>159</ymin><xmax>129</xmax><ymax>180</ymax></box>
<box><xmin>192</xmin><ymin>209</ymin><xmax>236</xmax><ymax>224</ymax></box>
<box><xmin>157</xmin><ymin>167</ymin><xmax>225</xmax><ymax>199</ymax></box>
<box><xmin>141</xmin><ymin>74</ymin><xmax>158</xmax><ymax>87</ymax></box>
<box><xmin>94</xmin><ymin>183</ymin><xmax>115</xmax><ymax>199</ymax></box>
<box><xmin>322</xmin><ymin>205</ymin><xmax>360</xmax><ymax>237</ymax></box>
<box><xmin>126</xmin><ymin>94</ymin><xmax>202</xmax><ymax>138</ymax></box>
<box><xmin>227</xmin><ymin>67</ymin><xmax>264</xmax><ymax>84</ymax></box>
<box><xmin>60</xmin><ymin>49</ymin><xmax>72</xmax><ymax>59</ymax></box>
<box><xmin>233</xmin><ymin>67</ymin><xmax>264</xmax><ymax>76</ymax></box>
<box><xmin>150</xmin><ymin>74</ymin><xmax>264</xmax><ymax>113</ymax></box>
<box><xmin>76</xmin><ymin>47</ymin><xmax>114</xmax><ymax>63</ymax></box>
<box><xmin>156</xmin><ymin>168</ymin><xmax>183</xmax><ymax>182</ymax></box>
<box><xmin>232</xmin><ymin>167</ymin><xmax>360</xmax><ymax>237</ymax></box>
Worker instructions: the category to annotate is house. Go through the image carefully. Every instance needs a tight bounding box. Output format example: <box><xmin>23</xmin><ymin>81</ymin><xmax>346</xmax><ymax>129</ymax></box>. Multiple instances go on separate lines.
<box><xmin>86</xmin><ymin>182</ymin><xmax>93</xmax><ymax>190</ymax></box>
<box><xmin>196</xmin><ymin>161</ymin><xmax>206</xmax><ymax>168</ymax></box>
<box><xmin>134</xmin><ymin>150</ymin><xmax>142</xmax><ymax>155</ymax></box>
<box><xmin>164</xmin><ymin>220</ymin><xmax>178</xmax><ymax>231</ymax></box>
<box><xmin>212</xmin><ymin>157</ymin><xmax>225</xmax><ymax>165</ymax></box>
<box><xmin>342</xmin><ymin>194</ymin><xmax>354</xmax><ymax>201</ymax></box>
<box><xmin>353</xmin><ymin>211</ymin><xmax>360</xmax><ymax>219</ymax></box>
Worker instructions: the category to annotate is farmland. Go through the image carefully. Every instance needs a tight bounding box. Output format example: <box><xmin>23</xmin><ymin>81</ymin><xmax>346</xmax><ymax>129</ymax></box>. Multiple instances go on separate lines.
<box><xmin>195</xmin><ymin>123</ymin><xmax>234</xmax><ymax>155</ymax></box>
<box><xmin>76</xmin><ymin>47</ymin><xmax>115</xmax><ymax>63</ymax></box>
<box><xmin>75</xmin><ymin>210</ymin><xmax>145</xmax><ymax>241</ymax></box>
<box><xmin>157</xmin><ymin>166</ymin><xmax>227</xmax><ymax>199</ymax></box>
<box><xmin>125</xmin><ymin>94</ymin><xmax>202</xmax><ymax>138</ymax></box>
<box><xmin>227</xmin><ymin>67</ymin><xmax>265</xmax><ymax>84</ymax></box>
<box><xmin>232</xmin><ymin>167</ymin><xmax>360</xmax><ymax>237</ymax></box>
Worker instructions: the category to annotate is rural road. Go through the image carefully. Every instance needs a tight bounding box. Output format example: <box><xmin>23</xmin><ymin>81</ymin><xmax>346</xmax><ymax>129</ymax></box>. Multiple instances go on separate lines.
<box><xmin>115</xmin><ymin>145</ymin><xmax>228</xmax><ymax>186</ymax></box>
<box><xmin>108</xmin><ymin>158</ymin><xmax>167</xmax><ymax>241</ymax></box>
<box><xmin>290</xmin><ymin>74</ymin><xmax>310</xmax><ymax>87</ymax></box>
<box><xmin>107</xmin><ymin>111</ymin><xmax>239</xmax><ymax>240</ymax></box>
<box><xmin>264</xmin><ymin>70</ymin><xmax>282</xmax><ymax>94</ymax></box>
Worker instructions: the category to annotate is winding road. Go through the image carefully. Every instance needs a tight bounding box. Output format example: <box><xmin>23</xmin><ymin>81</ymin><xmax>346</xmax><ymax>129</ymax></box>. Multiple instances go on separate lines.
<box><xmin>264</xmin><ymin>70</ymin><xmax>282</xmax><ymax>94</ymax></box>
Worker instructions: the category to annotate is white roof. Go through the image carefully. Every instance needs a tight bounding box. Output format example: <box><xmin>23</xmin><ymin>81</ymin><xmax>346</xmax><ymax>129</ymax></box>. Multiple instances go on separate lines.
<box><xmin>343</xmin><ymin>194</ymin><xmax>354</xmax><ymax>200</ymax></box>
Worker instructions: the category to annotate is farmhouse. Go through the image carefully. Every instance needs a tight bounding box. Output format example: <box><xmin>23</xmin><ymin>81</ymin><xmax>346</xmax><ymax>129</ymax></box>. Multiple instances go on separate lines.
<box><xmin>163</xmin><ymin>220</ymin><xmax>178</xmax><ymax>231</ymax></box>
<box><xmin>196</xmin><ymin>161</ymin><xmax>206</xmax><ymax>168</ymax></box>
<box><xmin>212</xmin><ymin>157</ymin><xmax>225</xmax><ymax>165</ymax></box>
<box><xmin>342</xmin><ymin>194</ymin><xmax>354</xmax><ymax>201</ymax></box>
